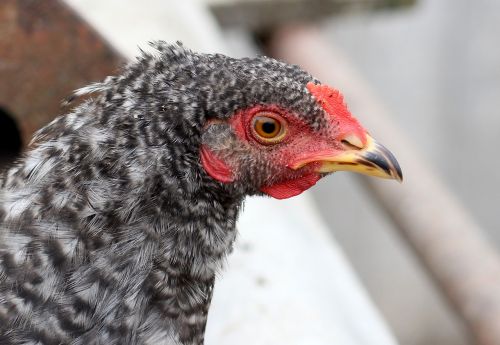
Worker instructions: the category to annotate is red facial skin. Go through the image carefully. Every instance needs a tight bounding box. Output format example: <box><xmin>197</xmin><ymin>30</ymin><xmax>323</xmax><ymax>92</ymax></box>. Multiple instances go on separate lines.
<box><xmin>201</xmin><ymin>83</ymin><xmax>367</xmax><ymax>199</ymax></box>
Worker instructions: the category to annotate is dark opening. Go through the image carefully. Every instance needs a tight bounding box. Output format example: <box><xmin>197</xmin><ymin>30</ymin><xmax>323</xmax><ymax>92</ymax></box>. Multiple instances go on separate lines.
<box><xmin>0</xmin><ymin>107</ymin><xmax>22</xmax><ymax>169</ymax></box>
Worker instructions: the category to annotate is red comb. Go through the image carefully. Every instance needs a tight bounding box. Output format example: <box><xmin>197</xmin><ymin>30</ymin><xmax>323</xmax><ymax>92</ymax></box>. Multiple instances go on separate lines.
<box><xmin>307</xmin><ymin>82</ymin><xmax>366</xmax><ymax>143</ymax></box>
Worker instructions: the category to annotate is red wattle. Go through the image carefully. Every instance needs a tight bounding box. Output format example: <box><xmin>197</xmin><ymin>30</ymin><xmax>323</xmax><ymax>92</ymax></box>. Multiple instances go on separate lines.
<box><xmin>260</xmin><ymin>173</ymin><xmax>321</xmax><ymax>200</ymax></box>
<box><xmin>200</xmin><ymin>146</ymin><xmax>234</xmax><ymax>183</ymax></box>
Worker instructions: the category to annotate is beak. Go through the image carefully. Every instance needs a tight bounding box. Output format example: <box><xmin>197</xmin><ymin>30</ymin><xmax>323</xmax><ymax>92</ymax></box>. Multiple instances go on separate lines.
<box><xmin>291</xmin><ymin>135</ymin><xmax>403</xmax><ymax>182</ymax></box>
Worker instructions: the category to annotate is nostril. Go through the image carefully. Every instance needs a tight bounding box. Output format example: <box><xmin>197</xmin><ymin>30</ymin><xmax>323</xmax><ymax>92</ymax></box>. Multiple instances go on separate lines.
<box><xmin>341</xmin><ymin>134</ymin><xmax>364</xmax><ymax>150</ymax></box>
<box><xmin>341</xmin><ymin>140</ymin><xmax>359</xmax><ymax>150</ymax></box>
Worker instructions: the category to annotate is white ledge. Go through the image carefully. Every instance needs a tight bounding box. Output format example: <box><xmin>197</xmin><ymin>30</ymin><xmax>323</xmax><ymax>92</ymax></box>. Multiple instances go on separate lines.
<box><xmin>206</xmin><ymin>193</ymin><xmax>398</xmax><ymax>345</ymax></box>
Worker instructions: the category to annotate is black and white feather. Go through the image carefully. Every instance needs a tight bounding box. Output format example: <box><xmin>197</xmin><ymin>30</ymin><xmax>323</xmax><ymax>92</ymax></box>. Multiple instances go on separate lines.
<box><xmin>0</xmin><ymin>42</ymin><xmax>321</xmax><ymax>345</ymax></box>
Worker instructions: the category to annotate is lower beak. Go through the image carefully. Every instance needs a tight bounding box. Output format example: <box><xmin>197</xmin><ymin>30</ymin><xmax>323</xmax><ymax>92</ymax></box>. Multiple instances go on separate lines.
<box><xmin>292</xmin><ymin>135</ymin><xmax>403</xmax><ymax>182</ymax></box>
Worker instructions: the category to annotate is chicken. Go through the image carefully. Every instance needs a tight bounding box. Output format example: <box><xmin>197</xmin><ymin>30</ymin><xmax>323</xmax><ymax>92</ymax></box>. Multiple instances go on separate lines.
<box><xmin>0</xmin><ymin>42</ymin><xmax>402</xmax><ymax>345</ymax></box>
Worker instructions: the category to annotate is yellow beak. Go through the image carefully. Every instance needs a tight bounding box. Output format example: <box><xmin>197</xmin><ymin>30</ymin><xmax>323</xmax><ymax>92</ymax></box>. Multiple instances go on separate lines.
<box><xmin>292</xmin><ymin>135</ymin><xmax>403</xmax><ymax>182</ymax></box>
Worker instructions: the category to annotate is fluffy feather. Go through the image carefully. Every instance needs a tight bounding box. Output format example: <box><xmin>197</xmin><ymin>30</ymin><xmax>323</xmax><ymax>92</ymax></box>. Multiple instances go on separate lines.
<box><xmin>0</xmin><ymin>42</ymin><xmax>345</xmax><ymax>344</ymax></box>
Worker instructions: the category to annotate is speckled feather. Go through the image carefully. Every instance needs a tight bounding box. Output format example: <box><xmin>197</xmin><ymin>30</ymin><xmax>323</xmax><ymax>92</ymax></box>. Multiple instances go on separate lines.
<box><xmin>0</xmin><ymin>42</ymin><xmax>329</xmax><ymax>345</ymax></box>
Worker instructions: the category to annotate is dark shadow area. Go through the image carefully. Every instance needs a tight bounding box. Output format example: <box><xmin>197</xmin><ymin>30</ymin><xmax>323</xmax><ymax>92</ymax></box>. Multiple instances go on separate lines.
<box><xmin>0</xmin><ymin>107</ymin><xmax>22</xmax><ymax>171</ymax></box>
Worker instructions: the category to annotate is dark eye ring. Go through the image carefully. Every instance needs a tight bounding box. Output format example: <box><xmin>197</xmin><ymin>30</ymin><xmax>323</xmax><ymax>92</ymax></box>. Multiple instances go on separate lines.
<box><xmin>251</xmin><ymin>112</ymin><xmax>287</xmax><ymax>144</ymax></box>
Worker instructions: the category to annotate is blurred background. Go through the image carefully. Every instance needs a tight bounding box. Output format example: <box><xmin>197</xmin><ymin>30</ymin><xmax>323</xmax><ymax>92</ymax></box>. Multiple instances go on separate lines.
<box><xmin>309</xmin><ymin>1</ymin><xmax>500</xmax><ymax>344</ymax></box>
<box><xmin>1</xmin><ymin>1</ymin><xmax>500</xmax><ymax>344</ymax></box>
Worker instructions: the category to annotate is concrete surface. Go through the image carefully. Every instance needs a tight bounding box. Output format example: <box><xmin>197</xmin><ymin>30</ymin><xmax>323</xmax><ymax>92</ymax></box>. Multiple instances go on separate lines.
<box><xmin>207</xmin><ymin>194</ymin><xmax>398</xmax><ymax>345</ymax></box>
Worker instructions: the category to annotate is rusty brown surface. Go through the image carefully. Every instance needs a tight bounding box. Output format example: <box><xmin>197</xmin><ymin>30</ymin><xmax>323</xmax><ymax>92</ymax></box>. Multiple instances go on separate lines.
<box><xmin>0</xmin><ymin>0</ymin><xmax>124</xmax><ymax>147</ymax></box>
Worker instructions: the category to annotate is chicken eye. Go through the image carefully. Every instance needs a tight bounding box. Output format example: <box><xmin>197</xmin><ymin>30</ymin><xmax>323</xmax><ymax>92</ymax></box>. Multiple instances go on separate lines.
<box><xmin>251</xmin><ymin>114</ymin><xmax>286</xmax><ymax>144</ymax></box>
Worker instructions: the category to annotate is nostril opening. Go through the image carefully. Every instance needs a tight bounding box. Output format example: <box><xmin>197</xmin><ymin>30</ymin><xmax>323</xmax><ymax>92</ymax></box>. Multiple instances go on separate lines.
<box><xmin>341</xmin><ymin>134</ymin><xmax>364</xmax><ymax>150</ymax></box>
<box><xmin>341</xmin><ymin>139</ymin><xmax>362</xmax><ymax>150</ymax></box>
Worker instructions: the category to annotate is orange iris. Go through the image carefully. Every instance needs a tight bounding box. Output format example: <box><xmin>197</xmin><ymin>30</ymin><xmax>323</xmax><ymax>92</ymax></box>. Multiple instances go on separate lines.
<box><xmin>252</xmin><ymin>113</ymin><xmax>286</xmax><ymax>144</ymax></box>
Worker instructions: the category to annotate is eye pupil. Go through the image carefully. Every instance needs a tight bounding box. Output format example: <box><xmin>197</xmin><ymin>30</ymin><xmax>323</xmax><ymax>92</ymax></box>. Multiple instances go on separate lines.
<box><xmin>261</xmin><ymin>121</ymin><xmax>276</xmax><ymax>134</ymax></box>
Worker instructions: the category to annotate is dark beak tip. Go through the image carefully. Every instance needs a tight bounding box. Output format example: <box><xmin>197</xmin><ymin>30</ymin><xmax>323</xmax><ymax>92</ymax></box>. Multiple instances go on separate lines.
<box><xmin>394</xmin><ymin>163</ymin><xmax>403</xmax><ymax>183</ymax></box>
<box><xmin>367</xmin><ymin>143</ymin><xmax>403</xmax><ymax>183</ymax></box>
<box><xmin>396</xmin><ymin>173</ymin><xmax>403</xmax><ymax>183</ymax></box>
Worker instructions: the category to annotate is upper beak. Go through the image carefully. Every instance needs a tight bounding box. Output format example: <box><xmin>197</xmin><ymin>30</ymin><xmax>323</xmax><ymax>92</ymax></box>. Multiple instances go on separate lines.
<box><xmin>291</xmin><ymin>134</ymin><xmax>403</xmax><ymax>182</ymax></box>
